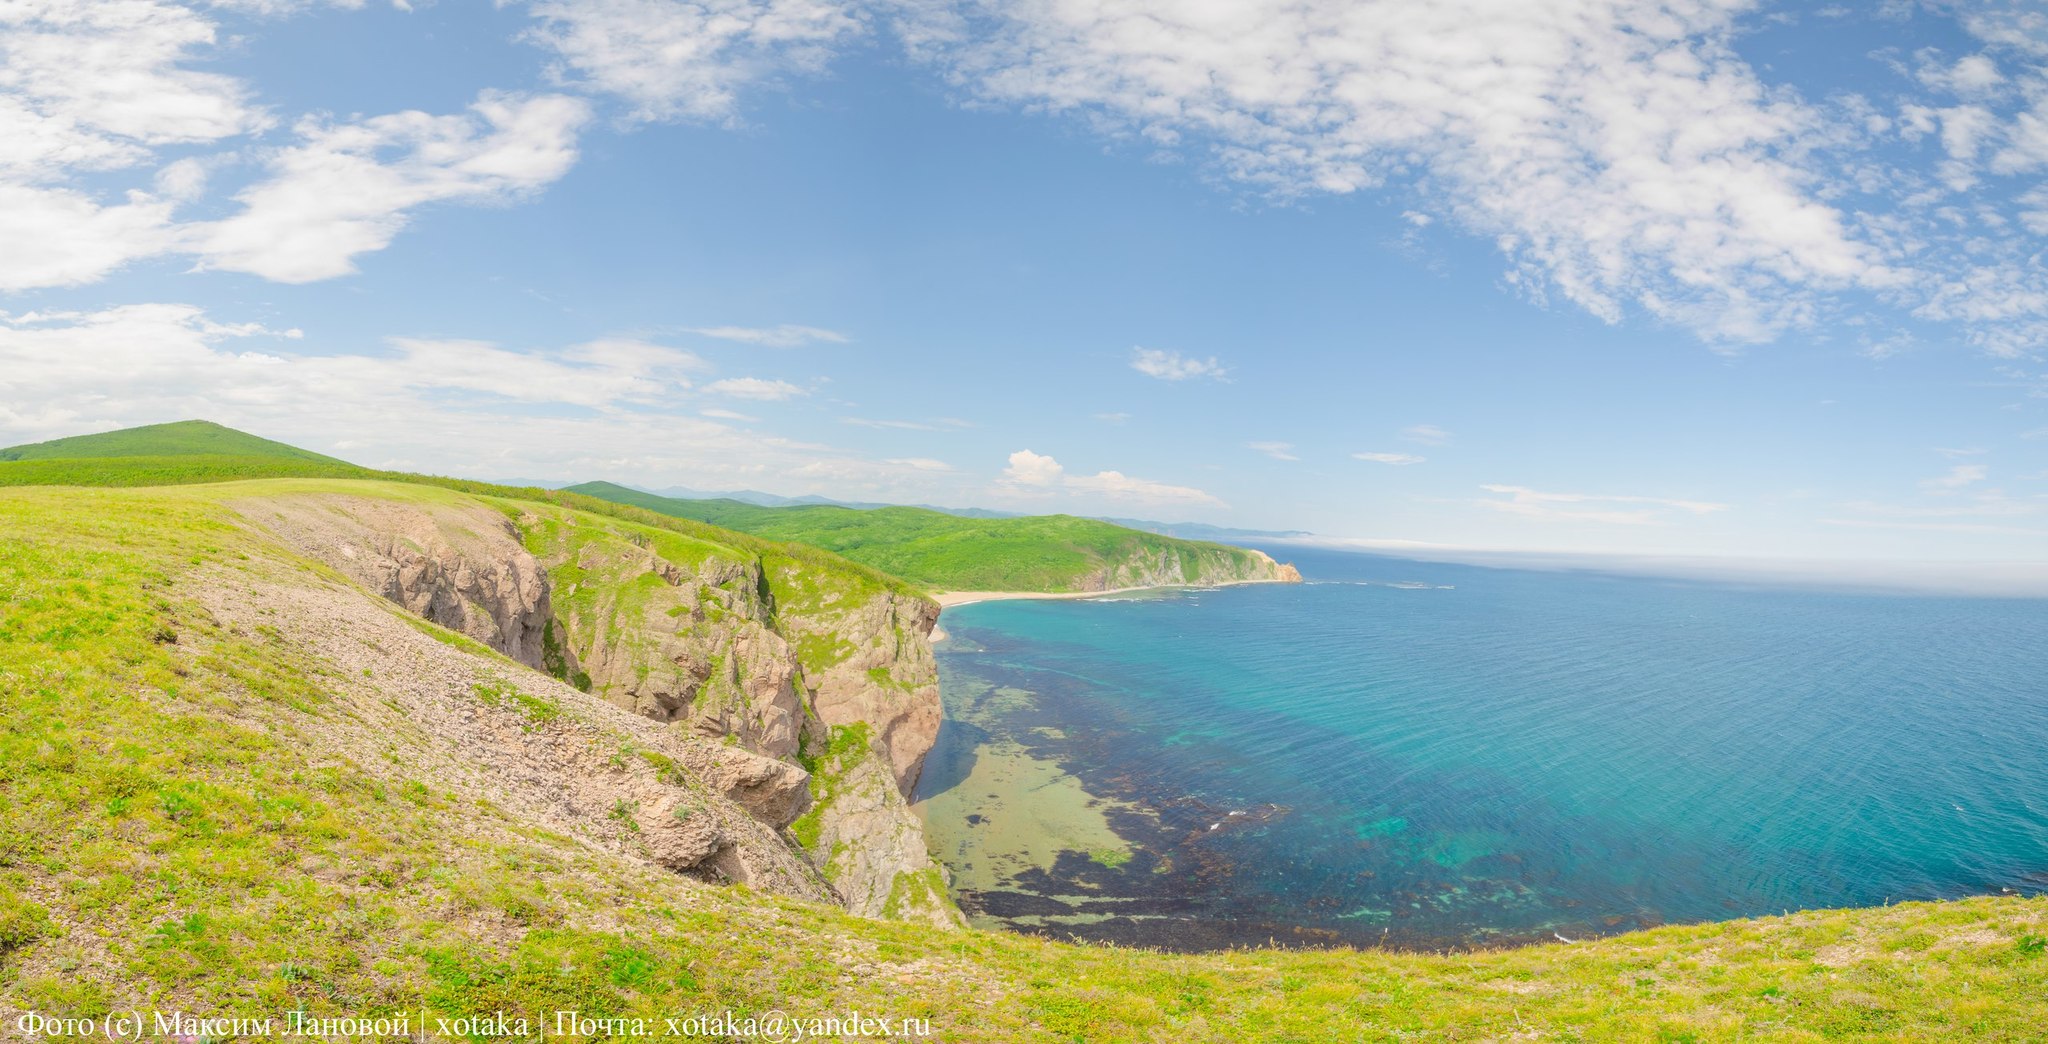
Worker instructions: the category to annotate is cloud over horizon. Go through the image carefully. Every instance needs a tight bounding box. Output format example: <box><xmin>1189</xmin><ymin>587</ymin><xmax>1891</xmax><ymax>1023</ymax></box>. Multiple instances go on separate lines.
<box><xmin>1478</xmin><ymin>484</ymin><xmax>1730</xmax><ymax>526</ymax></box>
<box><xmin>1000</xmin><ymin>448</ymin><xmax>1223</xmax><ymax>506</ymax></box>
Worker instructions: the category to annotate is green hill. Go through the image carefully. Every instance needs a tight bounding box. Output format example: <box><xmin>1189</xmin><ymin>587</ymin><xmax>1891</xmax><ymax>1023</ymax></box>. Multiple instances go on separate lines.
<box><xmin>0</xmin><ymin>419</ymin><xmax>349</xmax><ymax>463</ymax></box>
<box><xmin>567</xmin><ymin>481</ymin><xmax>1295</xmax><ymax>593</ymax></box>
<box><xmin>0</xmin><ymin>421</ymin><xmax>365</xmax><ymax>488</ymax></box>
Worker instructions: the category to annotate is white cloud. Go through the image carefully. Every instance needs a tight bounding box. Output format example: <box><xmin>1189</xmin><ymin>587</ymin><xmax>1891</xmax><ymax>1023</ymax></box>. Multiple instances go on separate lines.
<box><xmin>1400</xmin><ymin>424</ymin><xmax>1452</xmax><ymax>445</ymax></box>
<box><xmin>1954</xmin><ymin>7</ymin><xmax>2048</xmax><ymax>58</ymax></box>
<box><xmin>0</xmin><ymin>305</ymin><xmax>695</xmax><ymax>430</ymax></box>
<box><xmin>0</xmin><ymin>303</ymin><xmax>958</xmax><ymax>497</ymax></box>
<box><xmin>0</xmin><ymin>184</ymin><xmax>178</xmax><ymax>291</ymax></box>
<box><xmin>0</xmin><ymin>1</ymin><xmax>270</xmax><ymax>182</ymax></box>
<box><xmin>704</xmin><ymin>376</ymin><xmax>806</xmax><ymax>400</ymax></box>
<box><xmin>1477</xmin><ymin>484</ymin><xmax>1728</xmax><ymax>525</ymax></box>
<box><xmin>1922</xmin><ymin>463</ymin><xmax>1989</xmax><ymax>491</ymax></box>
<box><xmin>701</xmin><ymin>407</ymin><xmax>759</xmax><ymax>421</ymax></box>
<box><xmin>998</xmin><ymin>448</ymin><xmax>1220</xmax><ymax>505</ymax></box>
<box><xmin>687</xmin><ymin>323</ymin><xmax>850</xmax><ymax>347</ymax></box>
<box><xmin>898</xmin><ymin>0</ymin><xmax>1892</xmax><ymax>344</ymax></box>
<box><xmin>1248</xmin><ymin>440</ymin><xmax>1298</xmax><ymax>461</ymax></box>
<box><xmin>0</xmin><ymin>0</ymin><xmax>273</xmax><ymax>289</ymax></box>
<box><xmin>1916</xmin><ymin>52</ymin><xmax>2005</xmax><ymax>97</ymax></box>
<box><xmin>1094</xmin><ymin>411</ymin><xmax>1132</xmax><ymax>423</ymax></box>
<box><xmin>1354</xmin><ymin>451</ymin><xmax>1424</xmax><ymax>465</ymax></box>
<box><xmin>843</xmin><ymin>416</ymin><xmax>972</xmax><ymax>430</ymax></box>
<box><xmin>1000</xmin><ymin>448</ymin><xmax>1065</xmax><ymax>486</ymax></box>
<box><xmin>884</xmin><ymin>457</ymin><xmax>953</xmax><ymax>471</ymax></box>
<box><xmin>845</xmin><ymin>417</ymin><xmax>933</xmax><ymax>430</ymax></box>
<box><xmin>383</xmin><ymin>336</ymin><xmax>704</xmax><ymax>407</ymax></box>
<box><xmin>1067</xmin><ymin>469</ymin><xmax>1221</xmax><ymax>505</ymax></box>
<box><xmin>1130</xmin><ymin>347</ymin><xmax>1226</xmax><ymax>381</ymax></box>
<box><xmin>193</xmin><ymin>91</ymin><xmax>590</xmax><ymax>283</ymax></box>
<box><xmin>523</xmin><ymin>0</ymin><xmax>864</xmax><ymax>123</ymax></box>
<box><xmin>0</xmin><ymin>2</ymin><xmax>602</xmax><ymax>291</ymax></box>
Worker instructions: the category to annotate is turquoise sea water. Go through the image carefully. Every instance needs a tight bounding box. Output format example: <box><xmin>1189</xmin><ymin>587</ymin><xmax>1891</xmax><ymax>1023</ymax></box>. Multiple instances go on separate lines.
<box><xmin>914</xmin><ymin>547</ymin><xmax>2048</xmax><ymax>951</ymax></box>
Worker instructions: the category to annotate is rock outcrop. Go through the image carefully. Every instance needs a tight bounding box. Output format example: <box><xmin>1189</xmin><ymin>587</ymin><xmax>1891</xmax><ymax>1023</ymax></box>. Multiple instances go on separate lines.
<box><xmin>793</xmin><ymin>737</ymin><xmax>963</xmax><ymax>927</ymax></box>
<box><xmin>238</xmin><ymin>489</ymin><xmax>962</xmax><ymax>929</ymax></box>
<box><xmin>779</xmin><ymin>586</ymin><xmax>943</xmax><ymax>794</ymax></box>
<box><xmin>233</xmin><ymin>492</ymin><xmax>558</xmax><ymax>669</ymax></box>
<box><xmin>526</xmin><ymin>520</ymin><xmax>807</xmax><ymax>759</ymax></box>
<box><xmin>195</xmin><ymin>569</ymin><xmax>832</xmax><ymax>902</ymax></box>
<box><xmin>1083</xmin><ymin>544</ymin><xmax>1302</xmax><ymax>592</ymax></box>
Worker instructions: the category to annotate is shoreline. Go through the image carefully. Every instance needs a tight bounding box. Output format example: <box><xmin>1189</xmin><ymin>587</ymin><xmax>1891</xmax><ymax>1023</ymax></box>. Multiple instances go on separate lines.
<box><xmin>931</xmin><ymin>575</ymin><xmax>1294</xmax><ymax>610</ymax></box>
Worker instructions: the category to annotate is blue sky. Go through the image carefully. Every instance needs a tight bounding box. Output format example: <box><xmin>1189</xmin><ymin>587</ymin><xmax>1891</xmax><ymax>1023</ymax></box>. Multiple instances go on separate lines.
<box><xmin>2</xmin><ymin>0</ymin><xmax>2046</xmax><ymax>584</ymax></box>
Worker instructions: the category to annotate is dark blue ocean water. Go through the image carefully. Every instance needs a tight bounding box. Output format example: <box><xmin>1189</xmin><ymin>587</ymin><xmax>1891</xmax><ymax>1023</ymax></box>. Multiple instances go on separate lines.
<box><xmin>915</xmin><ymin>547</ymin><xmax>2048</xmax><ymax>951</ymax></box>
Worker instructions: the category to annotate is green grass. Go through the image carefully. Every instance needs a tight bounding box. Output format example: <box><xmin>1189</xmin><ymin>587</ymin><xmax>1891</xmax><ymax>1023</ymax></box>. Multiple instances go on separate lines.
<box><xmin>0</xmin><ymin>454</ymin><xmax>366</xmax><ymax>488</ymax></box>
<box><xmin>568</xmin><ymin>482</ymin><xmax>1279</xmax><ymax>593</ymax></box>
<box><xmin>0</xmin><ymin>419</ymin><xmax>349</xmax><ymax>463</ymax></box>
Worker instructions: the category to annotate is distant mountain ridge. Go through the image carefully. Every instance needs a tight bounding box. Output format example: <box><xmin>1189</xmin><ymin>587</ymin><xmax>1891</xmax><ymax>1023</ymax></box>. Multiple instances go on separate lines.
<box><xmin>567</xmin><ymin>481</ymin><xmax>1302</xmax><ymax>594</ymax></box>
<box><xmin>605</xmin><ymin>483</ymin><xmax>1311</xmax><ymax>539</ymax></box>
<box><xmin>635</xmin><ymin>484</ymin><xmax>1020</xmax><ymax>519</ymax></box>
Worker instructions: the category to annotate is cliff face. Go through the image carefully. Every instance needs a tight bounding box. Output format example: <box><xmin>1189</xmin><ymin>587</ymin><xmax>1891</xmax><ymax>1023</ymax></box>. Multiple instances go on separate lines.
<box><xmin>244</xmin><ymin>492</ymin><xmax>958</xmax><ymax>927</ymax></box>
<box><xmin>521</xmin><ymin>515</ymin><xmax>807</xmax><ymax>759</ymax></box>
<box><xmin>513</xmin><ymin>505</ymin><xmax>956</xmax><ymax>926</ymax></box>
<box><xmin>776</xmin><ymin>581</ymin><xmax>943</xmax><ymax>793</ymax></box>
<box><xmin>224</xmin><ymin>493</ymin><xmax>832</xmax><ymax>899</ymax></box>
<box><xmin>232</xmin><ymin>493</ymin><xmax>558</xmax><ymax>669</ymax></box>
<box><xmin>1087</xmin><ymin>545</ymin><xmax>1303</xmax><ymax>592</ymax></box>
<box><xmin>792</xmin><ymin>728</ymin><xmax>962</xmax><ymax>927</ymax></box>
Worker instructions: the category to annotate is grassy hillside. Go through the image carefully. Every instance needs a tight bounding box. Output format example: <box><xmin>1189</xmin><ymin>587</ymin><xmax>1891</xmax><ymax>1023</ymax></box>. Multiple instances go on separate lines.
<box><xmin>568</xmin><ymin>481</ymin><xmax>1285</xmax><ymax>593</ymax></box>
<box><xmin>1</xmin><ymin>479</ymin><xmax>2045</xmax><ymax>1039</ymax></box>
<box><xmin>0</xmin><ymin>437</ymin><xmax>922</xmax><ymax>604</ymax></box>
<box><xmin>0</xmin><ymin>419</ymin><xmax>348</xmax><ymax>463</ymax></box>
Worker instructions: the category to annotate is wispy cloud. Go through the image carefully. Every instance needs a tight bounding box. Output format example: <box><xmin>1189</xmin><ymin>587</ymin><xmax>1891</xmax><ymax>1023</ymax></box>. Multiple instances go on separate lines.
<box><xmin>1248</xmin><ymin>441</ymin><xmax>1298</xmax><ymax>461</ymax></box>
<box><xmin>1819</xmin><ymin>517</ymin><xmax>2048</xmax><ymax>537</ymax></box>
<box><xmin>1839</xmin><ymin>492</ymin><xmax>2042</xmax><ymax>520</ymax></box>
<box><xmin>884</xmin><ymin>457</ymin><xmax>953</xmax><ymax>471</ymax></box>
<box><xmin>523</xmin><ymin>0</ymin><xmax>863</xmax><ymax>124</ymax></box>
<box><xmin>194</xmin><ymin>92</ymin><xmax>591</xmax><ymax>283</ymax></box>
<box><xmin>1354</xmin><ymin>451</ymin><xmax>1425</xmax><ymax>465</ymax></box>
<box><xmin>897</xmin><ymin>0</ymin><xmax>1893</xmax><ymax>345</ymax></box>
<box><xmin>1400</xmin><ymin>424</ymin><xmax>1452</xmax><ymax>446</ymax></box>
<box><xmin>842</xmin><ymin>416</ymin><xmax>973</xmax><ymax>431</ymax></box>
<box><xmin>686</xmin><ymin>324</ymin><xmax>849</xmax><ymax>348</ymax></box>
<box><xmin>999</xmin><ymin>449</ymin><xmax>1221</xmax><ymax>506</ymax></box>
<box><xmin>1478</xmin><ymin>485</ymin><xmax>1729</xmax><ymax>526</ymax></box>
<box><xmin>702</xmin><ymin>376</ymin><xmax>805</xmax><ymax>400</ymax></box>
<box><xmin>0</xmin><ymin>303</ymin><xmax>954</xmax><ymax>497</ymax></box>
<box><xmin>1130</xmin><ymin>347</ymin><xmax>1227</xmax><ymax>381</ymax></box>
<box><xmin>1093</xmin><ymin>412</ymin><xmax>1132</xmax><ymax>424</ymax></box>
<box><xmin>1922</xmin><ymin>464</ymin><xmax>1989</xmax><ymax>491</ymax></box>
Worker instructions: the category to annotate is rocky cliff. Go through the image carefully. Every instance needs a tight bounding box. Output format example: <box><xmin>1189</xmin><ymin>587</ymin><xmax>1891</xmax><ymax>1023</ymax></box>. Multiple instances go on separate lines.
<box><xmin>1091</xmin><ymin>545</ymin><xmax>1302</xmax><ymax>591</ymax></box>
<box><xmin>238</xmin><ymin>488</ymin><xmax>959</xmax><ymax>928</ymax></box>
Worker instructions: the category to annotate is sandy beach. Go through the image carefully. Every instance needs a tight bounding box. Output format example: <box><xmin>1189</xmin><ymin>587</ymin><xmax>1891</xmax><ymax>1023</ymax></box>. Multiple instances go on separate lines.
<box><xmin>932</xmin><ymin>576</ymin><xmax>1295</xmax><ymax>609</ymax></box>
<box><xmin>931</xmin><ymin>586</ymin><xmax>1162</xmax><ymax>608</ymax></box>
